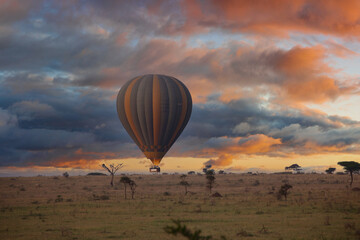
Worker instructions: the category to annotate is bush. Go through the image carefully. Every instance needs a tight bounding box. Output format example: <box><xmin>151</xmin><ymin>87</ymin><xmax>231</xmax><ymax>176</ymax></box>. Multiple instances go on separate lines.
<box><xmin>164</xmin><ymin>219</ymin><xmax>227</xmax><ymax>240</ymax></box>
<box><xmin>87</xmin><ymin>172</ymin><xmax>107</xmax><ymax>176</ymax></box>
<box><xmin>92</xmin><ymin>194</ymin><xmax>110</xmax><ymax>200</ymax></box>
<box><xmin>100</xmin><ymin>195</ymin><xmax>110</xmax><ymax>200</ymax></box>
<box><xmin>55</xmin><ymin>195</ymin><xmax>63</xmax><ymax>202</ymax></box>
<box><xmin>277</xmin><ymin>184</ymin><xmax>292</xmax><ymax>200</ymax></box>
<box><xmin>253</xmin><ymin>180</ymin><xmax>260</xmax><ymax>186</ymax></box>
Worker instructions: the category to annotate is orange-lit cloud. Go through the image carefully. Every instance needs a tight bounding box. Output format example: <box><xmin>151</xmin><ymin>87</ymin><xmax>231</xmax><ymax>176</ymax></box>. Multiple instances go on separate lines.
<box><xmin>204</xmin><ymin>154</ymin><xmax>233</xmax><ymax>167</ymax></box>
<box><xmin>51</xmin><ymin>159</ymin><xmax>101</xmax><ymax>169</ymax></box>
<box><xmin>182</xmin><ymin>0</ymin><xmax>360</xmax><ymax>38</ymax></box>
<box><xmin>283</xmin><ymin>76</ymin><xmax>345</xmax><ymax>103</ymax></box>
<box><xmin>273</xmin><ymin>46</ymin><xmax>354</xmax><ymax>103</ymax></box>
<box><xmin>98</xmin><ymin>39</ymin><xmax>357</xmax><ymax>105</ymax></box>
<box><xmin>0</xmin><ymin>0</ymin><xmax>40</xmax><ymax>24</ymax></box>
<box><xmin>275</xmin><ymin>46</ymin><xmax>328</xmax><ymax>75</ymax></box>
<box><xmin>303</xmin><ymin>141</ymin><xmax>352</xmax><ymax>153</ymax></box>
<box><xmin>92</xmin><ymin>39</ymin><xmax>358</xmax><ymax>106</ymax></box>
<box><xmin>39</xmin><ymin>149</ymin><xmax>120</xmax><ymax>169</ymax></box>
<box><xmin>199</xmin><ymin>134</ymin><xmax>281</xmax><ymax>157</ymax></box>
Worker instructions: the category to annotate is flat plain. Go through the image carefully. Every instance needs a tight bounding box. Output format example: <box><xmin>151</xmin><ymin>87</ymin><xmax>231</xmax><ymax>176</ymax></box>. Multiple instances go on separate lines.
<box><xmin>0</xmin><ymin>173</ymin><xmax>359</xmax><ymax>240</ymax></box>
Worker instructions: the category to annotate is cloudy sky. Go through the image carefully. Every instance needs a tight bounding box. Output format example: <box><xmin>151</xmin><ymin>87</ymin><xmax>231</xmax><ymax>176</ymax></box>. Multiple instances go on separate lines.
<box><xmin>1</xmin><ymin>0</ymin><xmax>360</xmax><ymax>176</ymax></box>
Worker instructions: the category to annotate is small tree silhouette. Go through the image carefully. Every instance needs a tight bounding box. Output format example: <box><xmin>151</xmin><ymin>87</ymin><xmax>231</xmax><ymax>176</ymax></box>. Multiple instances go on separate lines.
<box><xmin>338</xmin><ymin>161</ymin><xmax>360</xmax><ymax>187</ymax></box>
<box><xmin>120</xmin><ymin>176</ymin><xmax>131</xmax><ymax>199</ymax></box>
<box><xmin>102</xmin><ymin>163</ymin><xmax>123</xmax><ymax>187</ymax></box>
<box><xmin>325</xmin><ymin>167</ymin><xmax>336</xmax><ymax>174</ymax></box>
<box><xmin>285</xmin><ymin>164</ymin><xmax>302</xmax><ymax>173</ymax></box>
<box><xmin>179</xmin><ymin>174</ymin><xmax>190</xmax><ymax>195</ymax></box>
<box><xmin>277</xmin><ymin>184</ymin><xmax>292</xmax><ymax>200</ymax></box>
<box><xmin>205</xmin><ymin>170</ymin><xmax>216</xmax><ymax>194</ymax></box>
<box><xmin>128</xmin><ymin>179</ymin><xmax>137</xmax><ymax>199</ymax></box>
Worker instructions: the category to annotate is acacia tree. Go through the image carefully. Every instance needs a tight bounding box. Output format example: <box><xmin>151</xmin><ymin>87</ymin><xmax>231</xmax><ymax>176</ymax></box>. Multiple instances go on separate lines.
<box><xmin>338</xmin><ymin>161</ymin><xmax>360</xmax><ymax>187</ymax></box>
<box><xmin>285</xmin><ymin>164</ymin><xmax>302</xmax><ymax>173</ymax></box>
<box><xmin>205</xmin><ymin>170</ymin><xmax>216</xmax><ymax>194</ymax></box>
<box><xmin>179</xmin><ymin>174</ymin><xmax>190</xmax><ymax>195</ymax></box>
<box><xmin>102</xmin><ymin>163</ymin><xmax>123</xmax><ymax>187</ymax></box>
<box><xmin>325</xmin><ymin>167</ymin><xmax>336</xmax><ymax>174</ymax></box>
<box><xmin>120</xmin><ymin>176</ymin><xmax>131</xmax><ymax>199</ymax></box>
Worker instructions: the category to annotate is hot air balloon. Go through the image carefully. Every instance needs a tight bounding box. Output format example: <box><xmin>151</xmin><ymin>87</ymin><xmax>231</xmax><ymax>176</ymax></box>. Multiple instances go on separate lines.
<box><xmin>116</xmin><ymin>74</ymin><xmax>192</xmax><ymax>172</ymax></box>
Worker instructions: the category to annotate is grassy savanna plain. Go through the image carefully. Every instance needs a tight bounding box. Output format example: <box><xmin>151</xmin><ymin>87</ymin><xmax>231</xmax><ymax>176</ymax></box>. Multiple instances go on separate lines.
<box><xmin>0</xmin><ymin>173</ymin><xmax>359</xmax><ymax>240</ymax></box>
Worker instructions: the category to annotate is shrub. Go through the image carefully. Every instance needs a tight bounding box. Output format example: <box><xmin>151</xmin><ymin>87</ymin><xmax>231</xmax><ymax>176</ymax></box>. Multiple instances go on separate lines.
<box><xmin>100</xmin><ymin>195</ymin><xmax>110</xmax><ymax>200</ymax></box>
<box><xmin>253</xmin><ymin>180</ymin><xmax>260</xmax><ymax>186</ymax></box>
<box><xmin>164</xmin><ymin>219</ymin><xmax>227</xmax><ymax>240</ymax></box>
<box><xmin>92</xmin><ymin>194</ymin><xmax>110</xmax><ymax>200</ymax></box>
<box><xmin>87</xmin><ymin>172</ymin><xmax>107</xmax><ymax>176</ymax></box>
<box><xmin>237</xmin><ymin>229</ymin><xmax>254</xmax><ymax>237</ymax></box>
<box><xmin>55</xmin><ymin>195</ymin><xmax>63</xmax><ymax>202</ymax></box>
<box><xmin>277</xmin><ymin>184</ymin><xmax>292</xmax><ymax>200</ymax></box>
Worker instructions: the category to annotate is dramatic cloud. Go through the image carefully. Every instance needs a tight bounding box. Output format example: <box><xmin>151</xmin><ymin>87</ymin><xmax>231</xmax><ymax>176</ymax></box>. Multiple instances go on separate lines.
<box><xmin>182</xmin><ymin>0</ymin><xmax>360</xmax><ymax>37</ymax></box>
<box><xmin>0</xmin><ymin>74</ymin><xmax>142</xmax><ymax>167</ymax></box>
<box><xmin>173</xmin><ymin>98</ymin><xmax>360</xmax><ymax>168</ymax></box>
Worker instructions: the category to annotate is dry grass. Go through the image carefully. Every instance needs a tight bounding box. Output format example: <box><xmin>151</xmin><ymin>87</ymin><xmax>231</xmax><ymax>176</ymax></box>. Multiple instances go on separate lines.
<box><xmin>0</xmin><ymin>173</ymin><xmax>359</xmax><ymax>239</ymax></box>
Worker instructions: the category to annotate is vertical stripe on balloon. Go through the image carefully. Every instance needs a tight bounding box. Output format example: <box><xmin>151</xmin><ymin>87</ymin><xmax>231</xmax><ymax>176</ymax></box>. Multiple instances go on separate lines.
<box><xmin>161</xmin><ymin>77</ymin><xmax>177</xmax><ymax>150</ymax></box>
<box><xmin>137</xmin><ymin>78</ymin><xmax>150</xmax><ymax>147</ymax></box>
<box><xmin>144</xmin><ymin>76</ymin><xmax>154</xmax><ymax>147</ymax></box>
<box><xmin>124</xmin><ymin>77</ymin><xmax>144</xmax><ymax>148</ymax></box>
<box><xmin>131</xmin><ymin>78</ymin><xmax>147</xmax><ymax>148</ymax></box>
<box><xmin>168</xmin><ymin>77</ymin><xmax>188</xmax><ymax>147</ymax></box>
<box><xmin>152</xmin><ymin>75</ymin><xmax>161</xmax><ymax>148</ymax></box>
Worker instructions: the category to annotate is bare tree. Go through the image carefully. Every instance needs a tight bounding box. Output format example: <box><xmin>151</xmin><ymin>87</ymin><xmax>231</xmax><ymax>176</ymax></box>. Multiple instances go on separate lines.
<box><xmin>129</xmin><ymin>180</ymin><xmax>137</xmax><ymax>199</ymax></box>
<box><xmin>205</xmin><ymin>170</ymin><xmax>215</xmax><ymax>194</ymax></box>
<box><xmin>102</xmin><ymin>163</ymin><xmax>124</xmax><ymax>187</ymax></box>
<box><xmin>179</xmin><ymin>174</ymin><xmax>190</xmax><ymax>195</ymax></box>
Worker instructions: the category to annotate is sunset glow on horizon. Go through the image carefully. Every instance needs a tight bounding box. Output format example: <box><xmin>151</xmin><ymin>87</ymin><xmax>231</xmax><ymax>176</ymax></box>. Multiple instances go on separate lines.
<box><xmin>1</xmin><ymin>0</ymin><xmax>360</xmax><ymax>176</ymax></box>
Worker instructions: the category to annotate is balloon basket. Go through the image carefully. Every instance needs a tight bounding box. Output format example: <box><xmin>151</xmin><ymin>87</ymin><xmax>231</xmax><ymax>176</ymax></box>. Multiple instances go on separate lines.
<box><xmin>149</xmin><ymin>166</ymin><xmax>160</xmax><ymax>173</ymax></box>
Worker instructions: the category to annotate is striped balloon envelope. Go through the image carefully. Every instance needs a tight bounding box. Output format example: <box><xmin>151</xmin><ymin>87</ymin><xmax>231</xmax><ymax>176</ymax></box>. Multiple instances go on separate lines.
<box><xmin>116</xmin><ymin>74</ymin><xmax>192</xmax><ymax>171</ymax></box>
